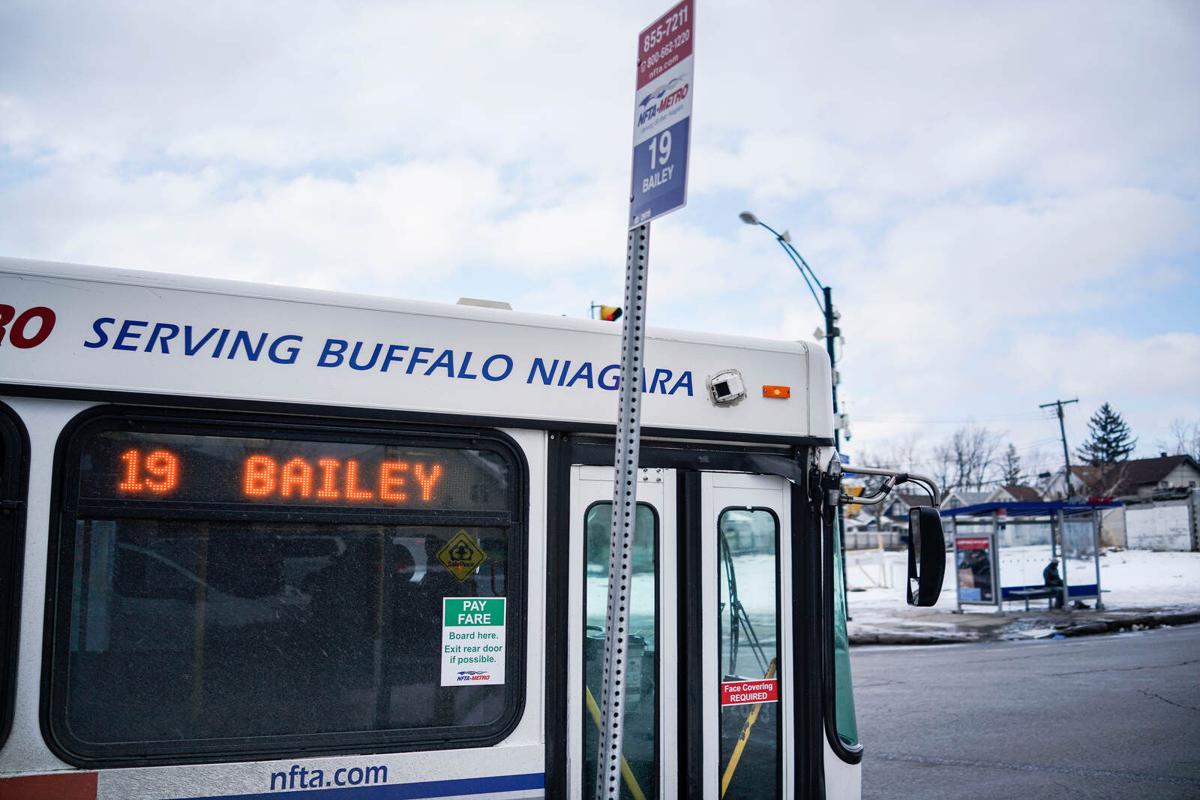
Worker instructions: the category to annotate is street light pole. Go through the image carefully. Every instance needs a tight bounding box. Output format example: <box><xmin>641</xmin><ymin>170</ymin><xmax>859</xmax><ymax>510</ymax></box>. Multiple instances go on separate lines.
<box><xmin>740</xmin><ymin>212</ymin><xmax>849</xmax><ymax>611</ymax></box>
<box><xmin>822</xmin><ymin>286</ymin><xmax>850</xmax><ymax>615</ymax></box>
<box><xmin>823</xmin><ymin>285</ymin><xmax>840</xmax><ymax>451</ymax></box>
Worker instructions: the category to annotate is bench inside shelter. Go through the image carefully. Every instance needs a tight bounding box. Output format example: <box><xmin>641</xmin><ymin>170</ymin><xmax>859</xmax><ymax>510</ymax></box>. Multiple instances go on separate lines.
<box><xmin>1005</xmin><ymin>586</ymin><xmax>1060</xmax><ymax>611</ymax></box>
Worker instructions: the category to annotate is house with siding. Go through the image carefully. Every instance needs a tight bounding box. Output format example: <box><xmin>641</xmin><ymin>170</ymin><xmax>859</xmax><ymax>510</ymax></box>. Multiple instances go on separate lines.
<box><xmin>1040</xmin><ymin>455</ymin><xmax>1200</xmax><ymax>501</ymax></box>
<box><xmin>1077</xmin><ymin>454</ymin><xmax>1200</xmax><ymax>500</ymax></box>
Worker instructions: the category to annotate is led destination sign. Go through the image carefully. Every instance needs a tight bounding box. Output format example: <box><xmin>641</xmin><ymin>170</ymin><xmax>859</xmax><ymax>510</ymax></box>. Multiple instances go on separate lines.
<box><xmin>78</xmin><ymin>429</ymin><xmax>510</xmax><ymax>511</ymax></box>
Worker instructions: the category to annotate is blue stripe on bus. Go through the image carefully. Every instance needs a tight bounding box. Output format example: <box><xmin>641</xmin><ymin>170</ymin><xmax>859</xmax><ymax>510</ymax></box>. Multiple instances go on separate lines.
<box><xmin>173</xmin><ymin>772</ymin><xmax>545</xmax><ymax>800</ymax></box>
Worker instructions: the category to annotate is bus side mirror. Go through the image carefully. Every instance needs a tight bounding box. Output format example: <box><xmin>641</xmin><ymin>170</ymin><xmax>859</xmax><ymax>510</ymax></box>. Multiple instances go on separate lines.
<box><xmin>907</xmin><ymin>507</ymin><xmax>946</xmax><ymax>606</ymax></box>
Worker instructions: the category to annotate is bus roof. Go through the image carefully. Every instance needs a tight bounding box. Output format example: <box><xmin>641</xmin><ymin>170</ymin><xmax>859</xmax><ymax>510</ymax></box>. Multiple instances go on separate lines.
<box><xmin>0</xmin><ymin>257</ymin><xmax>833</xmax><ymax>441</ymax></box>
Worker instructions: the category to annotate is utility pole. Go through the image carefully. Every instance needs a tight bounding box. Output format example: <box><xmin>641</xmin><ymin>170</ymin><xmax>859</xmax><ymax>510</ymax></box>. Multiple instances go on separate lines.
<box><xmin>1040</xmin><ymin>398</ymin><xmax>1079</xmax><ymax>500</ymax></box>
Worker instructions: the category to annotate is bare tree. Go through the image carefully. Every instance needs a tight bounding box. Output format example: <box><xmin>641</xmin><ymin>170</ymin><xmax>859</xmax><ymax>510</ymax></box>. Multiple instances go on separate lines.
<box><xmin>931</xmin><ymin>441</ymin><xmax>955</xmax><ymax>498</ymax></box>
<box><xmin>933</xmin><ymin>425</ymin><xmax>1002</xmax><ymax>493</ymax></box>
<box><xmin>886</xmin><ymin>432</ymin><xmax>924</xmax><ymax>474</ymax></box>
<box><xmin>1166</xmin><ymin>418</ymin><xmax>1200</xmax><ymax>461</ymax></box>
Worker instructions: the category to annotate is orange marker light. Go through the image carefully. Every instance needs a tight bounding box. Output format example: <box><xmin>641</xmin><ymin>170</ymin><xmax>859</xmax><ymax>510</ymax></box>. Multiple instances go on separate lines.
<box><xmin>763</xmin><ymin>385</ymin><xmax>791</xmax><ymax>399</ymax></box>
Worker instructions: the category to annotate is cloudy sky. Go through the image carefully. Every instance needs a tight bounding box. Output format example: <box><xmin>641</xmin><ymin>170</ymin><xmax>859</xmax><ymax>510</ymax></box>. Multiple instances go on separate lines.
<box><xmin>2</xmin><ymin>1</ymin><xmax>1197</xmax><ymax>475</ymax></box>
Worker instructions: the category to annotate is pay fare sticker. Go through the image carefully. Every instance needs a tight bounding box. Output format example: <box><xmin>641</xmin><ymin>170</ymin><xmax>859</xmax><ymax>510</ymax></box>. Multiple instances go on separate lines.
<box><xmin>441</xmin><ymin>597</ymin><xmax>506</xmax><ymax>686</ymax></box>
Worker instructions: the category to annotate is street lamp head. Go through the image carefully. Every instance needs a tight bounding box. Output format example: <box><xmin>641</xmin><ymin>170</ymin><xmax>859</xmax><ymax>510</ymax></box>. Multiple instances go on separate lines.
<box><xmin>738</xmin><ymin>211</ymin><xmax>759</xmax><ymax>226</ymax></box>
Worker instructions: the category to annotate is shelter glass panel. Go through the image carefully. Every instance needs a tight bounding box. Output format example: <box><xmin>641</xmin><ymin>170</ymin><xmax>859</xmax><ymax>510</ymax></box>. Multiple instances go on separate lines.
<box><xmin>1062</xmin><ymin>513</ymin><xmax>1099</xmax><ymax>600</ymax></box>
<box><xmin>954</xmin><ymin>525</ymin><xmax>996</xmax><ymax>604</ymax></box>
<box><xmin>997</xmin><ymin>520</ymin><xmax>1055</xmax><ymax>593</ymax></box>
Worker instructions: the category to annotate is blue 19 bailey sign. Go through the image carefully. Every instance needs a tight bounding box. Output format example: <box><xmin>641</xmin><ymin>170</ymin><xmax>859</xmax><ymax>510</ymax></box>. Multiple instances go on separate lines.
<box><xmin>630</xmin><ymin>117</ymin><xmax>690</xmax><ymax>228</ymax></box>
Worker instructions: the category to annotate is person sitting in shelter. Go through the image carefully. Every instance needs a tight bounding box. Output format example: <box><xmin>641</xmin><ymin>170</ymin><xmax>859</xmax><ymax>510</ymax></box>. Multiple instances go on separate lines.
<box><xmin>1042</xmin><ymin>559</ymin><xmax>1064</xmax><ymax>609</ymax></box>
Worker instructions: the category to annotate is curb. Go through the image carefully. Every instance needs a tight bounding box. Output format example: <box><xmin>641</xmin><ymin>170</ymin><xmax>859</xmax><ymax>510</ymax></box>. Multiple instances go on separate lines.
<box><xmin>849</xmin><ymin>609</ymin><xmax>1200</xmax><ymax>647</ymax></box>
<box><xmin>849</xmin><ymin>632</ymin><xmax>978</xmax><ymax>646</ymax></box>
<box><xmin>1055</xmin><ymin>610</ymin><xmax>1200</xmax><ymax>638</ymax></box>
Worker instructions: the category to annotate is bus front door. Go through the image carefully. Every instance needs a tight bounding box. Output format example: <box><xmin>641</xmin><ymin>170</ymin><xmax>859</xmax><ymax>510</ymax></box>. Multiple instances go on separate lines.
<box><xmin>566</xmin><ymin>467</ymin><xmax>793</xmax><ymax>799</ymax></box>
<box><xmin>700</xmin><ymin>471</ymin><xmax>793</xmax><ymax>800</ymax></box>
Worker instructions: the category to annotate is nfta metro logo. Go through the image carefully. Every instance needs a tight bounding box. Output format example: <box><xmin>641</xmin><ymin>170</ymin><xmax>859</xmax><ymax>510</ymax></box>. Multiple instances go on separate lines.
<box><xmin>636</xmin><ymin>77</ymin><xmax>689</xmax><ymax>126</ymax></box>
<box><xmin>0</xmin><ymin>305</ymin><xmax>56</xmax><ymax>349</ymax></box>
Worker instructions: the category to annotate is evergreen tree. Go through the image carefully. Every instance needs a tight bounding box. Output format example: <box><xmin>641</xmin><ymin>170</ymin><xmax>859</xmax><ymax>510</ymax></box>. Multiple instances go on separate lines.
<box><xmin>1000</xmin><ymin>443</ymin><xmax>1023</xmax><ymax>485</ymax></box>
<box><xmin>1077</xmin><ymin>402</ymin><xmax>1137</xmax><ymax>466</ymax></box>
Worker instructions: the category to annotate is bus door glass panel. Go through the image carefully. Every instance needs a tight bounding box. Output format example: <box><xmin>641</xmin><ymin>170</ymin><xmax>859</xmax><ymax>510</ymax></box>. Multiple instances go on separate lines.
<box><xmin>568</xmin><ymin>466</ymin><xmax>677</xmax><ymax>800</ymax></box>
<box><xmin>702</xmin><ymin>473</ymin><xmax>790</xmax><ymax>800</ymax></box>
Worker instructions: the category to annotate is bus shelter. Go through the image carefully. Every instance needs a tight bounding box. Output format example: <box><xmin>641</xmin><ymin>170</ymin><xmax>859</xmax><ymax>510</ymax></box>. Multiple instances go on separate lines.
<box><xmin>941</xmin><ymin>501</ymin><xmax>1118</xmax><ymax>613</ymax></box>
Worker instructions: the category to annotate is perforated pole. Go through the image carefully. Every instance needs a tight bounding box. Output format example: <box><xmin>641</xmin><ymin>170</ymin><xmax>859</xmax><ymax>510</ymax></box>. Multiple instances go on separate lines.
<box><xmin>596</xmin><ymin>222</ymin><xmax>650</xmax><ymax>800</ymax></box>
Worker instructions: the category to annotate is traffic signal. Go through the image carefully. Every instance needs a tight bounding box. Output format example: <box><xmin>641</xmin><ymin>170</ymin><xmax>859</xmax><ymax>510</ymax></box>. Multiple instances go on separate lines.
<box><xmin>599</xmin><ymin>305</ymin><xmax>622</xmax><ymax>321</ymax></box>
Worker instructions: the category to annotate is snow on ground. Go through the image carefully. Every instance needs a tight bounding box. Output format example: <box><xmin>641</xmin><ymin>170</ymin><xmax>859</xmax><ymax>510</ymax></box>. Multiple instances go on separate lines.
<box><xmin>844</xmin><ymin>548</ymin><xmax>1200</xmax><ymax>614</ymax></box>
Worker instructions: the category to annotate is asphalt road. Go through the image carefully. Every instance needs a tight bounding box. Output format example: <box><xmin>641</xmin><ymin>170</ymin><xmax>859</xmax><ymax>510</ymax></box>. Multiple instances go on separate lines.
<box><xmin>852</xmin><ymin>624</ymin><xmax>1200</xmax><ymax>799</ymax></box>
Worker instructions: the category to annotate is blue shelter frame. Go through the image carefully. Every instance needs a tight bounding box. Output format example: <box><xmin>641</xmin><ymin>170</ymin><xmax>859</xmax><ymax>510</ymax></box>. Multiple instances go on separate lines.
<box><xmin>942</xmin><ymin>501</ymin><xmax>1118</xmax><ymax>613</ymax></box>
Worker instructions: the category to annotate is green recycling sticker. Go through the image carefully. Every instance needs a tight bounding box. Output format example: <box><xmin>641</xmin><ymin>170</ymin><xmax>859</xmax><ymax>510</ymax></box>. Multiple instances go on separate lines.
<box><xmin>441</xmin><ymin>597</ymin><xmax>506</xmax><ymax>686</ymax></box>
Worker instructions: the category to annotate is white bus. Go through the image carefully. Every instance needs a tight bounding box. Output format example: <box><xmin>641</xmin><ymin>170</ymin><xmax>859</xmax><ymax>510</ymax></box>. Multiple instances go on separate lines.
<box><xmin>0</xmin><ymin>257</ymin><xmax>942</xmax><ymax>799</ymax></box>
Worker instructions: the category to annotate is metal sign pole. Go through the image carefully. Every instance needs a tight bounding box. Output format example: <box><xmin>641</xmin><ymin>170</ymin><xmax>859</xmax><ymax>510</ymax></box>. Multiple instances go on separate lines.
<box><xmin>1057</xmin><ymin>509</ymin><xmax>1069</xmax><ymax>610</ymax></box>
<box><xmin>953</xmin><ymin>528</ymin><xmax>962</xmax><ymax>614</ymax></box>
<box><xmin>597</xmin><ymin>5</ymin><xmax>693</xmax><ymax>793</ymax></box>
<box><xmin>1092</xmin><ymin>508</ymin><xmax>1105</xmax><ymax>609</ymax></box>
<box><xmin>991</xmin><ymin>514</ymin><xmax>1002</xmax><ymax>612</ymax></box>
<box><xmin>596</xmin><ymin>223</ymin><xmax>650</xmax><ymax>800</ymax></box>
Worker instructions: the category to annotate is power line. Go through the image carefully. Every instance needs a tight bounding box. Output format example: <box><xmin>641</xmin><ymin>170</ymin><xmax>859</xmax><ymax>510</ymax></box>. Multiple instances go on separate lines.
<box><xmin>855</xmin><ymin>412</ymin><xmax>1048</xmax><ymax>425</ymax></box>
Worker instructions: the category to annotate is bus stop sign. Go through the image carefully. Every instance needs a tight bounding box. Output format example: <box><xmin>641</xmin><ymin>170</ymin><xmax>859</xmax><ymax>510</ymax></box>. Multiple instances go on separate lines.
<box><xmin>629</xmin><ymin>0</ymin><xmax>694</xmax><ymax>228</ymax></box>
